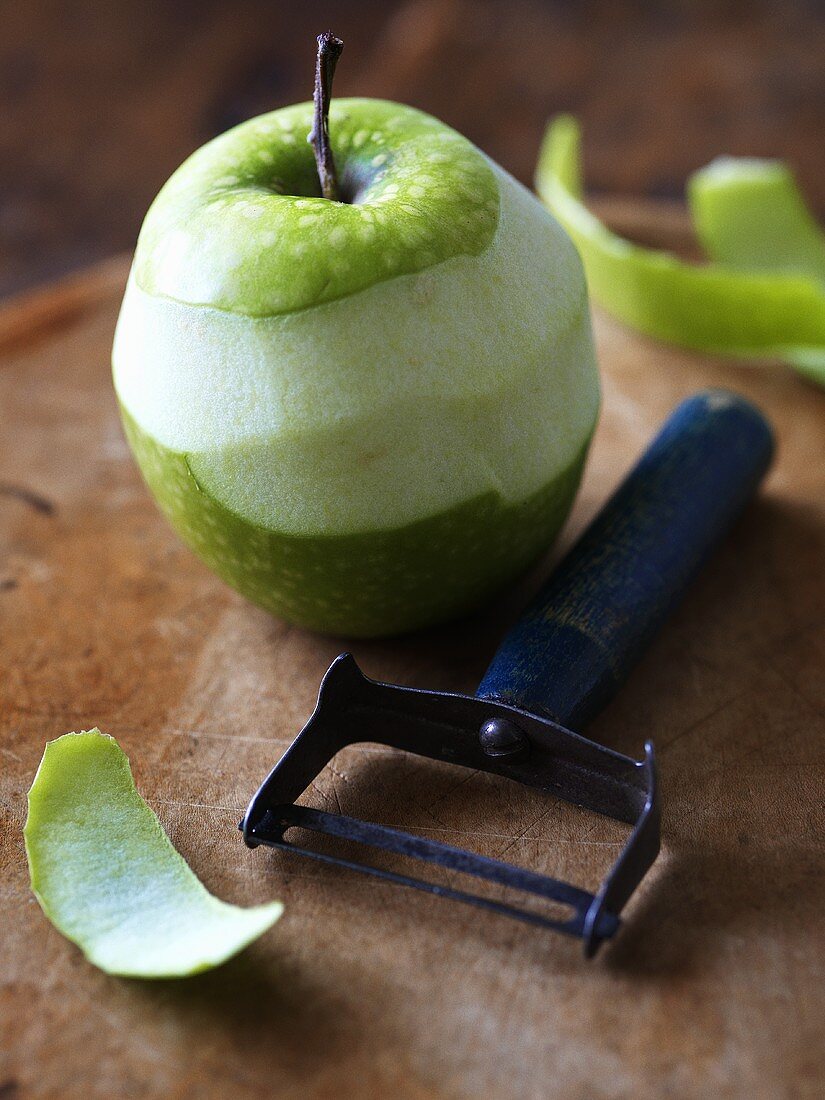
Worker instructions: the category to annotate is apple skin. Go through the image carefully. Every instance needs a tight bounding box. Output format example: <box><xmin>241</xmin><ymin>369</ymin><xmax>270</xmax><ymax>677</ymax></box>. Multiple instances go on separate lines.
<box><xmin>113</xmin><ymin>99</ymin><xmax>599</xmax><ymax>637</ymax></box>
<box><xmin>120</xmin><ymin>405</ymin><xmax>587</xmax><ymax>636</ymax></box>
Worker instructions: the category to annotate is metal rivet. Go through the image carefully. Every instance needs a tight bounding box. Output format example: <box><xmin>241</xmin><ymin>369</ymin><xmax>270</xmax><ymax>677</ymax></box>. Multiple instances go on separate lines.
<box><xmin>478</xmin><ymin>717</ymin><xmax>530</xmax><ymax>759</ymax></box>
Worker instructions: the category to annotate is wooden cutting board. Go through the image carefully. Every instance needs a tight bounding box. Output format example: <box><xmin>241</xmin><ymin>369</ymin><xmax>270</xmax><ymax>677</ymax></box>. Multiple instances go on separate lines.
<box><xmin>1</xmin><ymin>216</ymin><xmax>824</xmax><ymax>1099</ymax></box>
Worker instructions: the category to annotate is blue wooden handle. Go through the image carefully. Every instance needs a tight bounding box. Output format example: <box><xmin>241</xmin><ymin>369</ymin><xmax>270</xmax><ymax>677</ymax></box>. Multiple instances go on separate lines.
<box><xmin>476</xmin><ymin>389</ymin><xmax>774</xmax><ymax>729</ymax></box>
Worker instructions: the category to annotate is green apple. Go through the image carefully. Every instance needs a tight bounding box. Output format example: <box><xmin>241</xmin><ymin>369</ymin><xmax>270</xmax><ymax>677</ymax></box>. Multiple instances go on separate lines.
<box><xmin>113</xmin><ymin>93</ymin><xmax>599</xmax><ymax>637</ymax></box>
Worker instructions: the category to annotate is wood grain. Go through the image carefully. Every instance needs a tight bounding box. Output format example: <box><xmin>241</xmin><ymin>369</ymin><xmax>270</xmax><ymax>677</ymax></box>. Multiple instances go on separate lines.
<box><xmin>2</xmin><ymin>0</ymin><xmax>824</xmax><ymax>299</ymax></box>
<box><xmin>1</xmin><ymin>222</ymin><xmax>824</xmax><ymax>1098</ymax></box>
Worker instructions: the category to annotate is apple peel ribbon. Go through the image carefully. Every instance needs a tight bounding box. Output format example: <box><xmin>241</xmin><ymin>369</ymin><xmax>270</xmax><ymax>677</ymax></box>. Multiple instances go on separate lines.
<box><xmin>24</xmin><ymin>730</ymin><xmax>283</xmax><ymax>979</ymax></box>
<box><xmin>535</xmin><ymin>115</ymin><xmax>825</xmax><ymax>386</ymax></box>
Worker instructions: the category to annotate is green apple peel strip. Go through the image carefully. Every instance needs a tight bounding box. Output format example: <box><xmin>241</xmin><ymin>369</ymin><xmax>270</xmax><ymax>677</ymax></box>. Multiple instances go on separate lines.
<box><xmin>24</xmin><ymin>731</ymin><xmax>283</xmax><ymax>978</ymax></box>
<box><xmin>535</xmin><ymin>115</ymin><xmax>825</xmax><ymax>386</ymax></box>
<box><xmin>689</xmin><ymin>156</ymin><xmax>825</xmax><ymax>284</ymax></box>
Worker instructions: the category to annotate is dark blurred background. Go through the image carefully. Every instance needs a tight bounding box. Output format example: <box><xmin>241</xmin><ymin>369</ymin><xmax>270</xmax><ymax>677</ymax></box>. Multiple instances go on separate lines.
<box><xmin>2</xmin><ymin>0</ymin><xmax>824</xmax><ymax>300</ymax></box>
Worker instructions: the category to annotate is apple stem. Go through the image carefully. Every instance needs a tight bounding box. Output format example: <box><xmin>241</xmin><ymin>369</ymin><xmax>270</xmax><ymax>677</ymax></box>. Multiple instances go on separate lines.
<box><xmin>309</xmin><ymin>31</ymin><xmax>344</xmax><ymax>202</ymax></box>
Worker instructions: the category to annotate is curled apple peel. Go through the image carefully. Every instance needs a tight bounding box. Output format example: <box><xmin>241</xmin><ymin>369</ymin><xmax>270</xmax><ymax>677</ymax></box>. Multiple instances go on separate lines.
<box><xmin>24</xmin><ymin>731</ymin><xmax>282</xmax><ymax>978</ymax></box>
<box><xmin>536</xmin><ymin>115</ymin><xmax>825</xmax><ymax>386</ymax></box>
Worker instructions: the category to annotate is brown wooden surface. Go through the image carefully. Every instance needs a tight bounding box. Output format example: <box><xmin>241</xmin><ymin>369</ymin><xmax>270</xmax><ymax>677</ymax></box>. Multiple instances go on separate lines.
<box><xmin>3</xmin><ymin>0</ymin><xmax>825</xmax><ymax>299</ymax></box>
<box><xmin>1</xmin><ymin>216</ymin><xmax>824</xmax><ymax>1098</ymax></box>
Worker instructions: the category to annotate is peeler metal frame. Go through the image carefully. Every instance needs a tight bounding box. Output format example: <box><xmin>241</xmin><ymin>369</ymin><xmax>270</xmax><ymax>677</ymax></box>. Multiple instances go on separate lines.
<box><xmin>243</xmin><ymin>654</ymin><xmax>658</xmax><ymax>956</ymax></box>
<box><xmin>242</xmin><ymin>390</ymin><xmax>774</xmax><ymax>957</ymax></box>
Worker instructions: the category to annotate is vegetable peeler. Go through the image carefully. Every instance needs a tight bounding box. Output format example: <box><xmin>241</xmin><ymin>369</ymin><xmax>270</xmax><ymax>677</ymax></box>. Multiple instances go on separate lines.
<box><xmin>242</xmin><ymin>390</ymin><xmax>774</xmax><ymax>957</ymax></box>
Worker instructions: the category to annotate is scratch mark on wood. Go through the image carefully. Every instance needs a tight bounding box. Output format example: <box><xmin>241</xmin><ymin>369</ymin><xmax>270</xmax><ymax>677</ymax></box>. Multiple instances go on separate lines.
<box><xmin>495</xmin><ymin>805</ymin><xmax>560</xmax><ymax>861</ymax></box>
<box><xmin>327</xmin><ymin>762</ymin><xmax>352</xmax><ymax>785</ymax></box>
<box><xmin>657</xmin><ymin>689</ymin><xmax>749</xmax><ymax>751</ymax></box>
<box><xmin>140</xmin><ymin>727</ymin><xmax>403</xmax><ymax>754</ymax></box>
<box><xmin>770</xmin><ymin>662</ymin><xmax>824</xmax><ymax>719</ymax></box>
<box><xmin>0</xmin><ymin>482</ymin><xmax>56</xmax><ymax>516</ymax></box>
<box><xmin>150</xmin><ymin>798</ymin><xmax>245</xmax><ymax>814</ymax></box>
<box><xmin>309</xmin><ymin>778</ymin><xmax>333</xmax><ymax>808</ymax></box>
<box><xmin>142</xmin><ymin>798</ymin><xmax>627</xmax><ymax>844</ymax></box>
<box><xmin>329</xmin><ymin>770</ymin><xmax>344</xmax><ymax>816</ymax></box>
<box><xmin>425</xmin><ymin>768</ymin><xmax>479</xmax><ymax>816</ymax></box>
